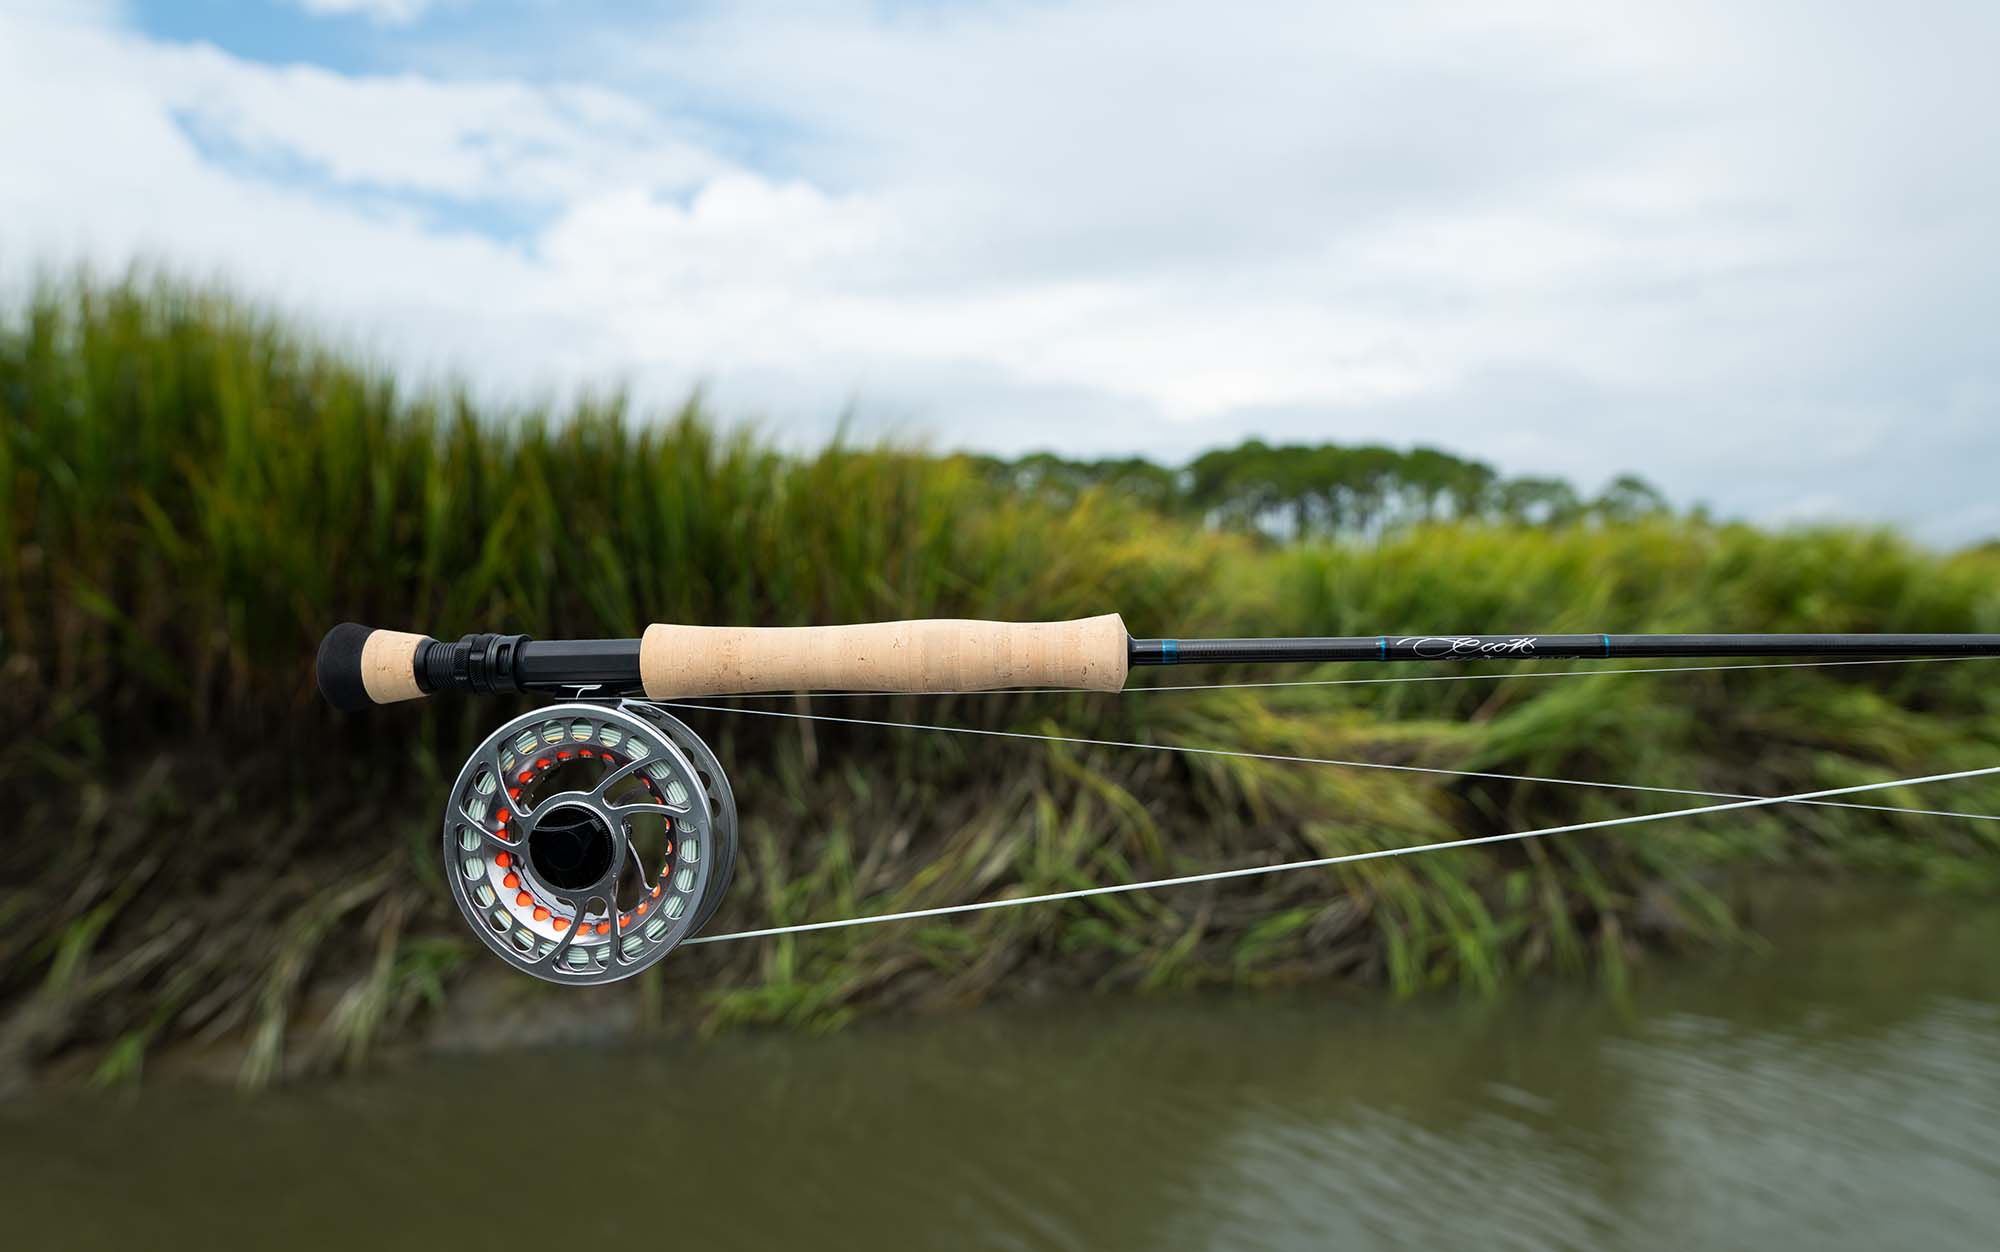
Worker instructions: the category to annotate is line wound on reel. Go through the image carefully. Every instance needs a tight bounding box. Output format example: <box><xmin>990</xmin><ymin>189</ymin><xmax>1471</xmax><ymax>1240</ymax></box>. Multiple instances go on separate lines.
<box><xmin>446</xmin><ymin>702</ymin><xmax>736</xmax><ymax>984</ymax></box>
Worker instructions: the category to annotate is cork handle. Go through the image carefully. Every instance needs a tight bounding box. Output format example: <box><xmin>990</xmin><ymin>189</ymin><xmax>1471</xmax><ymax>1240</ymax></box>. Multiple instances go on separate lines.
<box><xmin>640</xmin><ymin>614</ymin><xmax>1130</xmax><ymax>698</ymax></box>
<box><xmin>316</xmin><ymin>623</ymin><xmax>433</xmax><ymax>711</ymax></box>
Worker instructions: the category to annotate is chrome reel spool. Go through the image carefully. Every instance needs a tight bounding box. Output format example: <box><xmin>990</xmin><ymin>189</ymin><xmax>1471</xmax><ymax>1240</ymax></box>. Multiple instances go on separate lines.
<box><xmin>443</xmin><ymin>701</ymin><xmax>737</xmax><ymax>985</ymax></box>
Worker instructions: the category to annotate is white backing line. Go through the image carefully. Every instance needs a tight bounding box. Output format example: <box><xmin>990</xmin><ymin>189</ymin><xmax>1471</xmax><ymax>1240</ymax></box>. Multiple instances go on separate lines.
<box><xmin>661</xmin><ymin>702</ymin><xmax>2000</xmax><ymax>824</ymax></box>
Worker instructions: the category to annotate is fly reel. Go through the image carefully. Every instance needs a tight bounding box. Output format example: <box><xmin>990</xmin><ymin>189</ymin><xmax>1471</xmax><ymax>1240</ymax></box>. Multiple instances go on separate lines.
<box><xmin>444</xmin><ymin>701</ymin><xmax>736</xmax><ymax>984</ymax></box>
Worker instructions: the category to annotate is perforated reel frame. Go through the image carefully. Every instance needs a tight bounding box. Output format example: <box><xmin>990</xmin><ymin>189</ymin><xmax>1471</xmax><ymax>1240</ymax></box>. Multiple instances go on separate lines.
<box><xmin>442</xmin><ymin>701</ymin><xmax>737</xmax><ymax>985</ymax></box>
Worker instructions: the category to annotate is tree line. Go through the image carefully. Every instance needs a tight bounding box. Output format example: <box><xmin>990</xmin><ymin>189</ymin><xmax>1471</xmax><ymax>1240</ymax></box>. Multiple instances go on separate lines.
<box><xmin>965</xmin><ymin>440</ymin><xmax>1672</xmax><ymax>538</ymax></box>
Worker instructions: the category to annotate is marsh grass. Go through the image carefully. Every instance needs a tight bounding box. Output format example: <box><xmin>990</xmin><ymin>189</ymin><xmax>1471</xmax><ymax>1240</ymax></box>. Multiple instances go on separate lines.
<box><xmin>5</xmin><ymin>271</ymin><xmax>2000</xmax><ymax>1088</ymax></box>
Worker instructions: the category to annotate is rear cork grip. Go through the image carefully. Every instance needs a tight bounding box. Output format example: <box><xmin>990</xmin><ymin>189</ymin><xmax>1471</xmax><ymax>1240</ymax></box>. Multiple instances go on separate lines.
<box><xmin>316</xmin><ymin>624</ymin><xmax>433</xmax><ymax>711</ymax></box>
<box><xmin>640</xmin><ymin>614</ymin><xmax>1130</xmax><ymax>698</ymax></box>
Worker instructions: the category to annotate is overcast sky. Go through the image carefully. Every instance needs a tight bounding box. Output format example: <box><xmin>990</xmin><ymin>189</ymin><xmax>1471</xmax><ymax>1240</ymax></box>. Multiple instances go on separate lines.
<box><xmin>4</xmin><ymin>1</ymin><xmax>1998</xmax><ymax>541</ymax></box>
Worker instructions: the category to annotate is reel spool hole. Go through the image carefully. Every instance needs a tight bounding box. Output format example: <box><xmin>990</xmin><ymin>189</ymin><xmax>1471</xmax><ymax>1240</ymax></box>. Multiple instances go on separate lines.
<box><xmin>527</xmin><ymin>804</ymin><xmax>616</xmax><ymax>891</ymax></box>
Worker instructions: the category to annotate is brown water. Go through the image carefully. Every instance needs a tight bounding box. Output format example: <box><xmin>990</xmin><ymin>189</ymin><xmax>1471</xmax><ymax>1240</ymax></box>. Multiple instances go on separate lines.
<box><xmin>5</xmin><ymin>886</ymin><xmax>1998</xmax><ymax>1250</ymax></box>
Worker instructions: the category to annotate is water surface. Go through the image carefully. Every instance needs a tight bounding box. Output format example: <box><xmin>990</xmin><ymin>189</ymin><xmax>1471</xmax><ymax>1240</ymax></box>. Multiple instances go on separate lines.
<box><xmin>5</xmin><ymin>886</ymin><xmax>1997</xmax><ymax>1250</ymax></box>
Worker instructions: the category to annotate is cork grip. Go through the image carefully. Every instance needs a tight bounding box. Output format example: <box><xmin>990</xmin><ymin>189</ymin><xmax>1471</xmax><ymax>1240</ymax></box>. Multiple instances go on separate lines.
<box><xmin>316</xmin><ymin>623</ymin><xmax>432</xmax><ymax>711</ymax></box>
<box><xmin>359</xmin><ymin>630</ymin><xmax>429</xmax><ymax>703</ymax></box>
<box><xmin>640</xmin><ymin>614</ymin><xmax>1130</xmax><ymax>698</ymax></box>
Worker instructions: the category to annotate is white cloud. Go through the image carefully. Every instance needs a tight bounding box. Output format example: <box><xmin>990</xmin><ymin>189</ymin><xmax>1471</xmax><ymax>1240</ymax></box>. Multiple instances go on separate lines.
<box><xmin>294</xmin><ymin>0</ymin><xmax>445</xmax><ymax>27</ymax></box>
<box><xmin>167</xmin><ymin>54</ymin><xmax>723</xmax><ymax>204</ymax></box>
<box><xmin>3</xmin><ymin>1</ymin><xmax>1999</xmax><ymax>542</ymax></box>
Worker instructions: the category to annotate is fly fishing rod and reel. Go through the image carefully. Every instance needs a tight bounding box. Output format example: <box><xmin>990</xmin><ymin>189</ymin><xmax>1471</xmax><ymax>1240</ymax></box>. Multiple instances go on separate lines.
<box><xmin>317</xmin><ymin>616</ymin><xmax>2000</xmax><ymax>985</ymax></box>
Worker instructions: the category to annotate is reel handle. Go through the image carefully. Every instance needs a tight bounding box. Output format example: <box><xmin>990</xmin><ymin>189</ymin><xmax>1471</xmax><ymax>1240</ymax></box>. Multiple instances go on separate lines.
<box><xmin>639</xmin><ymin>614</ymin><xmax>1129</xmax><ymax>697</ymax></box>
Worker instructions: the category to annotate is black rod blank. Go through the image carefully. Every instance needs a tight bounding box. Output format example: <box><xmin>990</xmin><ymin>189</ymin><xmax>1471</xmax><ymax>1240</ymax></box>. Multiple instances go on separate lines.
<box><xmin>1128</xmin><ymin>633</ymin><xmax>2000</xmax><ymax>666</ymax></box>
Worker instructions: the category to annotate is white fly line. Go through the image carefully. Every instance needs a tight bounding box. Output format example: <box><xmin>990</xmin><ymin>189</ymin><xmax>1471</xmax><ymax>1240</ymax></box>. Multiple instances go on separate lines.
<box><xmin>684</xmin><ymin>761</ymin><xmax>2000</xmax><ymax>945</ymax></box>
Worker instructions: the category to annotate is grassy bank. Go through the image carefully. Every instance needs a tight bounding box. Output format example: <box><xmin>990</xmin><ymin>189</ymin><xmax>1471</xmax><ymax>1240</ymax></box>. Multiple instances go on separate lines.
<box><xmin>5</xmin><ymin>274</ymin><xmax>2000</xmax><ymax>1089</ymax></box>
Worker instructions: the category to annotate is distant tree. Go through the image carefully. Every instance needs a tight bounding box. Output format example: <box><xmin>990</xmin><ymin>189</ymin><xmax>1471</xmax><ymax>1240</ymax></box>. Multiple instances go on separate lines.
<box><xmin>1082</xmin><ymin>456</ymin><xmax>1183</xmax><ymax>513</ymax></box>
<box><xmin>1398</xmin><ymin>446</ymin><xmax>1464</xmax><ymax>522</ymax></box>
<box><xmin>1188</xmin><ymin>440</ymin><xmax>1291</xmax><ymax>533</ymax></box>
<box><xmin>974</xmin><ymin>438</ymin><xmax>1667</xmax><ymax>541</ymax></box>
<box><xmin>1591</xmin><ymin>473</ymin><xmax>1670</xmax><ymax>521</ymax></box>
<box><xmin>1498</xmin><ymin>476</ymin><xmax>1584</xmax><ymax>527</ymax></box>
<box><xmin>963</xmin><ymin>451</ymin><xmax>1186</xmax><ymax>513</ymax></box>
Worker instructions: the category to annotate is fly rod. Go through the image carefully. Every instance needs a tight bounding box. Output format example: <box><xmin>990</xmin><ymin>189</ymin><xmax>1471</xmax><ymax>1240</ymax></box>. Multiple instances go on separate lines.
<box><xmin>316</xmin><ymin>617</ymin><xmax>2000</xmax><ymax>708</ymax></box>
<box><xmin>314</xmin><ymin>616</ymin><xmax>2000</xmax><ymax>986</ymax></box>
